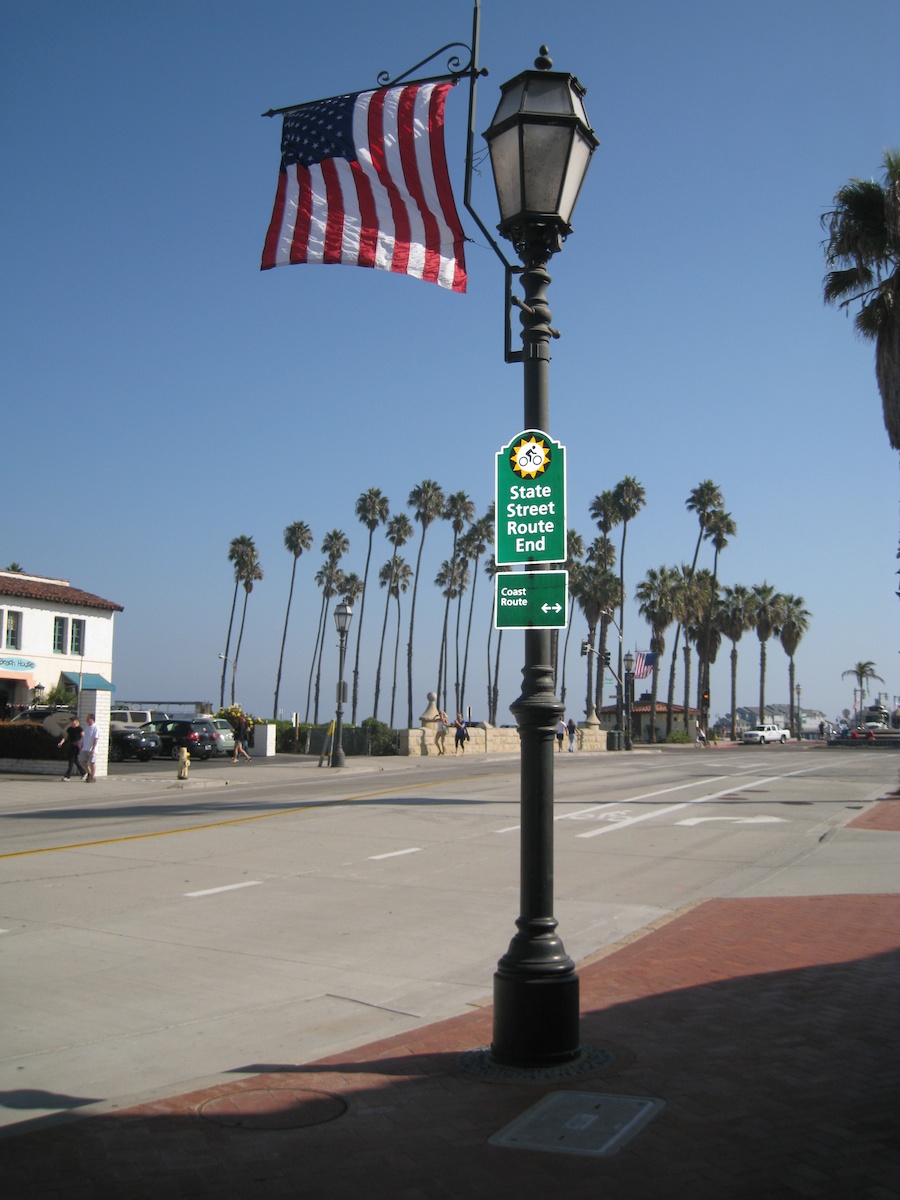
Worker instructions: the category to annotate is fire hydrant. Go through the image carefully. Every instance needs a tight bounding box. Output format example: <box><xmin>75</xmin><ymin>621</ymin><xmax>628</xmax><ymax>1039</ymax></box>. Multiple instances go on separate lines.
<box><xmin>177</xmin><ymin>746</ymin><xmax>190</xmax><ymax>780</ymax></box>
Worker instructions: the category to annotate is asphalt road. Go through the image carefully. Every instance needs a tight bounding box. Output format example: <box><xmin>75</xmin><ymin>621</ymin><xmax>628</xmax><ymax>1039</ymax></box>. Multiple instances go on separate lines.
<box><xmin>1</xmin><ymin>745</ymin><xmax>896</xmax><ymax>1132</ymax></box>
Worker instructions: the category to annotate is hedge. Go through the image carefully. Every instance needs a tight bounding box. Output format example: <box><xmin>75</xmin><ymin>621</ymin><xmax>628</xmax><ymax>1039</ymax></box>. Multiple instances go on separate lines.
<box><xmin>0</xmin><ymin>722</ymin><xmax>68</xmax><ymax>761</ymax></box>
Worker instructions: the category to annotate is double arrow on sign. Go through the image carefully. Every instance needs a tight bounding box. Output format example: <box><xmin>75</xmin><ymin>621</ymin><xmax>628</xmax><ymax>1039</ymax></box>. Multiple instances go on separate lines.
<box><xmin>541</xmin><ymin>603</ymin><xmax>563</xmax><ymax>614</ymax></box>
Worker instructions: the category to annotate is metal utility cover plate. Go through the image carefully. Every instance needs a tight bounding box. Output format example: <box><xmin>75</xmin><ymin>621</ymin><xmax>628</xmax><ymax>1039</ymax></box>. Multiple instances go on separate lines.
<box><xmin>489</xmin><ymin>1091</ymin><xmax>664</xmax><ymax>1157</ymax></box>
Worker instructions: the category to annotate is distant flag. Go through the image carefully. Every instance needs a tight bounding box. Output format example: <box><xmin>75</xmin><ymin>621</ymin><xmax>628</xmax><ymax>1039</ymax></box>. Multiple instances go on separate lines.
<box><xmin>261</xmin><ymin>79</ymin><xmax>467</xmax><ymax>292</ymax></box>
<box><xmin>633</xmin><ymin>652</ymin><xmax>657</xmax><ymax>680</ymax></box>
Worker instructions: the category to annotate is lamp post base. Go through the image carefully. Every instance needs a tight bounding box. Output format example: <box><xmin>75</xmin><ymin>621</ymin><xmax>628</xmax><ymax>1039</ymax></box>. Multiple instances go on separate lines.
<box><xmin>491</xmin><ymin>962</ymin><xmax>580</xmax><ymax>1067</ymax></box>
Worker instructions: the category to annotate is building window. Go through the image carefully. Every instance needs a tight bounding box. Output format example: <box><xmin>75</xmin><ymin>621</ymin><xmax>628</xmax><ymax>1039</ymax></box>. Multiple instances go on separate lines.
<box><xmin>5</xmin><ymin>610</ymin><xmax>20</xmax><ymax>650</ymax></box>
<box><xmin>53</xmin><ymin>616</ymin><xmax>68</xmax><ymax>654</ymax></box>
<box><xmin>70</xmin><ymin>619</ymin><xmax>85</xmax><ymax>656</ymax></box>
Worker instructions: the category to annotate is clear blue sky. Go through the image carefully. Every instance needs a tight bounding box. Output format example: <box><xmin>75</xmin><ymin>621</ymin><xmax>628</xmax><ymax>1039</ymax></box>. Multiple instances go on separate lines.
<box><xmin>4</xmin><ymin>0</ymin><xmax>898</xmax><ymax>726</ymax></box>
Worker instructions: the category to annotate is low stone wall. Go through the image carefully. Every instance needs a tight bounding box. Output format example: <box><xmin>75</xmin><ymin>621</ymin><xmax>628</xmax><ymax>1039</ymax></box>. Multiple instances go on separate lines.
<box><xmin>0</xmin><ymin>759</ymin><xmax>64</xmax><ymax>776</ymax></box>
<box><xmin>399</xmin><ymin>725</ymin><xmax>608</xmax><ymax>756</ymax></box>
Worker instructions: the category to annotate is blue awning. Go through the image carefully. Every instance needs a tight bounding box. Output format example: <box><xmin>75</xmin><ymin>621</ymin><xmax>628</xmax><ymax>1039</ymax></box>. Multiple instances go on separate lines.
<box><xmin>61</xmin><ymin>672</ymin><xmax>116</xmax><ymax>692</ymax></box>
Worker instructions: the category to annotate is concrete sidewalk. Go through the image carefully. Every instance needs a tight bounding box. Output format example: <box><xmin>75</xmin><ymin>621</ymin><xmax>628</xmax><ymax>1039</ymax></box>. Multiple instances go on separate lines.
<box><xmin>3</xmin><ymin>797</ymin><xmax>898</xmax><ymax>1199</ymax></box>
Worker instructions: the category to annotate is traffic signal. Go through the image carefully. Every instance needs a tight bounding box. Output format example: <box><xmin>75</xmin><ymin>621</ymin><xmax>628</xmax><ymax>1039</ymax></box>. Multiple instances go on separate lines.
<box><xmin>603</xmin><ymin>651</ymin><xmax>611</xmax><ymax>667</ymax></box>
<box><xmin>580</xmin><ymin>640</ymin><xmax>589</xmax><ymax>657</ymax></box>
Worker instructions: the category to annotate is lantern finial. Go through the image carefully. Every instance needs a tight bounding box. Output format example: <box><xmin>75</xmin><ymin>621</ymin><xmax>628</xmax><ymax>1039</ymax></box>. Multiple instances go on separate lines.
<box><xmin>535</xmin><ymin>46</ymin><xmax>552</xmax><ymax>70</ymax></box>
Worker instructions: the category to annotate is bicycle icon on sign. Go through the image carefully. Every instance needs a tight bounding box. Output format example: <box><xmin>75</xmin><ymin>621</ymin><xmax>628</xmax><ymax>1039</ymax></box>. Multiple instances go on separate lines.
<box><xmin>510</xmin><ymin>435</ymin><xmax>550</xmax><ymax>479</ymax></box>
<box><xmin>518</xmin><ymin>445</ymin><xmax>544</xmax><ymax>469</ymax></box>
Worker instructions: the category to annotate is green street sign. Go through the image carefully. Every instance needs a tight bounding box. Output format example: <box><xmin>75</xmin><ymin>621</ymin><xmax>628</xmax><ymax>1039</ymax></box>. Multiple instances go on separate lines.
<box><xmin>495</xmin><ymin>571</ymin><xmax>569</xmax><ymax>629</ymax></box>
<box><xmin>495</xmin><ymin>430</ymin><xmax>566</xmax><ymax>565</ymax></box>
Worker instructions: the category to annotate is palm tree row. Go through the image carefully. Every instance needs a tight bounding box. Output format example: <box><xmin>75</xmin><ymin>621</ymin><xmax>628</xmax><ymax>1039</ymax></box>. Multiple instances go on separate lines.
<box><xmin>222</xmin><ymin>475</ymin><xmax>812</xmax><ymax>737</ymax></box>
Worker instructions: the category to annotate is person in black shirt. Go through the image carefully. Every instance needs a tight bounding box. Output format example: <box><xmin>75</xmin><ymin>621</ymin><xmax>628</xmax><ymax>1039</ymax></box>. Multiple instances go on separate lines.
<box><xmin>58</xmin><ymin>717</ymin><xmax>85</xmax><ymax>780</ymax></box>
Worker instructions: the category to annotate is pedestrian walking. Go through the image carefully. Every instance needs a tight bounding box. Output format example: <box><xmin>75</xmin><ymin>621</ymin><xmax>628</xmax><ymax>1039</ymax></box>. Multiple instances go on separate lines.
<box><xmin>232</xmin><ymin>713</ymin><xmax>251</xmax><ymax>763</ymax></box>
<box><xmin>567</xmin><ymin>717</ymin><xmax>577</xmax><ymax>752</ymax></box>
<box><xmin>431</xmin><ymin>709</ymin><xmax>449</xmax><ymax>755</ymax></box>
<box><xmin>555</xmin><ymin>718</ymin><xmax>566</xmax><ymax>752</ymax></box>
<box><xmin>58</xmin><ymin>716</ymin><xmax>85</xmax><ymax>780</ymax></box>
<box><xmin>453</xmin><ymin>713</ymin><xmax>469</xmax><ymax>754</ymax></box>
<box><xmin>79</xmin><ymin>714</ymin><xmax>99</xmax><ymax>781</ymax></box>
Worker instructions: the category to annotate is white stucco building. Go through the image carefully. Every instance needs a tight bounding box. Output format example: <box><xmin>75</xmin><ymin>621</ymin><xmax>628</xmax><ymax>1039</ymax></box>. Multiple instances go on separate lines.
<box><xmin>0</xmin><ymin>571</ymin><xmax>123</xmax><ymax>774</ymax></box>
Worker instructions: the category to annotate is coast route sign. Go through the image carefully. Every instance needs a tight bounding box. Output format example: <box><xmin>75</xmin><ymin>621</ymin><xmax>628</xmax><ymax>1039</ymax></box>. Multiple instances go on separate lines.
<box><xmin>495</xmin><ymin>571</ymin><xmax>569</xmax><ymax>630</ymax></box>
<box><xmin>495</xmin><ymin>430</ymin><xmax>566</xmax><ymax>565</ymax></box>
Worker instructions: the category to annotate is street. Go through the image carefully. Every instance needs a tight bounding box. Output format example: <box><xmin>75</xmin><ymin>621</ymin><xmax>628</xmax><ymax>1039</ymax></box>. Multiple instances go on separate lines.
<box><xmin>0</xmin><ymin>745</ymin><xmax>896</xmax><ymax>1132</ymax></box>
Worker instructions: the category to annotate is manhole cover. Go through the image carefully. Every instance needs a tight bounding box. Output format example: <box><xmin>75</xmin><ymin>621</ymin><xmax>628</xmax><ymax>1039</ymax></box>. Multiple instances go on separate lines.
<box><xmin>198</xmin><ymin>1087</ymin><xmax>347</xmax><ymax>1130</ymax></box>
<box><xmin>458</xmin><ymin>1043</ymin><xmax>615</xmax><ymax>1082</ymax></box>
<box><xmin>489</xmin><ymin>1090</ymin><xmax>664</xmax><ymax>1157</ymax></box>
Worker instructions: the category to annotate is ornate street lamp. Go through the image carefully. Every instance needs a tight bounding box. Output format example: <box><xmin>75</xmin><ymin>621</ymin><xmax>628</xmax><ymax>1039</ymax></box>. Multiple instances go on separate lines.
<box><xmin>332</xmin><ymin>602</ymin><xmax>353</xmax><ymax>768</ymax></box>
<box><xmin>623</xmin><ymin>650</ymin><xmax>635</xmax><ymax>751</ymax></box>
<box><xmin>483</xmin><ymin>48</ymin><xmax>597</xmax><ymax>1068</ymax></box>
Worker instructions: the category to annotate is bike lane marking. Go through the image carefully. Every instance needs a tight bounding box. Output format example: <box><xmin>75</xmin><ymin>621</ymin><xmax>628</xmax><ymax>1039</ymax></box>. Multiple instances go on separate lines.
<box><xmin>575</xmin><ymin>765</ymin><xmax>828</xmax><ymax>839</ymax></box>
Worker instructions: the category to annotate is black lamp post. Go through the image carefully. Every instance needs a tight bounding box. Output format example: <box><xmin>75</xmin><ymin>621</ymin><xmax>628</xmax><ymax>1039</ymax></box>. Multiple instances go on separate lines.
<box><xmin>331</xmin><ymin>601</ymin><xmax>353</xmax><ymax>768</ymax></box>
<box><xmin>623</xmin><ymin>650</ymin><xmax>634</xmax><ymax>751</ymax></box>
<box><xmin>483</xmin><ymin>48</ymin><xmax>597</xmax><ymax>1068</ymax></box>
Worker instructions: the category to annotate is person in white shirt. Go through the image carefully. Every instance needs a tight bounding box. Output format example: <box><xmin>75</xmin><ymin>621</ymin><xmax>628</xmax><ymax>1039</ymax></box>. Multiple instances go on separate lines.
<box><xmin>79</xmin><ymin>714</ymin><xmax>100</xmax><ymax>781</ymax></box>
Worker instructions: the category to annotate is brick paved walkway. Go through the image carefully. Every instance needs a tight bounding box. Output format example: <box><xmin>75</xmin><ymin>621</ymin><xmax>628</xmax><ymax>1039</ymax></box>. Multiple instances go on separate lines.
<box><xmin>3</xmin><ymin>815</ymin><xmax>898</xmax><ymax>1199</ymax></box>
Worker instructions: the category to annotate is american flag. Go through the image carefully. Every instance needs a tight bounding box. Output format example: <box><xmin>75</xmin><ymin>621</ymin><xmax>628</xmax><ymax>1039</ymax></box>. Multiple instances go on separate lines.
<box><xmin>633</xmin><ymin>652</ymin><xmax>657</xmax><ymax>679</ymax></box>
<box><xmin>261</xmin><ymin>80</ymin><xmax>467</xmax><ymax>292</ymax></box>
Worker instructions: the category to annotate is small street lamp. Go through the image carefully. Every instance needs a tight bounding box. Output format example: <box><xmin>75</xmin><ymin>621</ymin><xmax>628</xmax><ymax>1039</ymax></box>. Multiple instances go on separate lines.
<box><xmin>484</xmin><ymin>47</ymin><xmax>597</xmax><ymax>1069</ymax></box>
<box><xmin>331</xmin><ymin>602</ymin><xmax>353</xmax><ymax>768</ymax></box>
<box><xmin>623</xmin><ymin>650</ymin><xmax>635</xmax><ymax>751</ymax></box>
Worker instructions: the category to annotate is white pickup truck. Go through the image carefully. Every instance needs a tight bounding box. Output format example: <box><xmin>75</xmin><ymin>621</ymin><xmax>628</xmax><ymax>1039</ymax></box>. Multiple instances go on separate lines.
<box><xmin>742</xmin><ymin>723</ymin><xmax>790</xmax><ymax>745</ymax></box>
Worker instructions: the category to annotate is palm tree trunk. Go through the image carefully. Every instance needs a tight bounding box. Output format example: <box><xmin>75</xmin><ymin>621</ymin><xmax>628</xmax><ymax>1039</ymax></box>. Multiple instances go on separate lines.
<box><xmin>273</xmin><ymin>559</ymin><xmax>298</xmax><ymax>720</ymax></box>
<box><xmin>231</xmin><ymin>590</ymin><xmax>250</xmax><ymax>706</ymax></box>
<box><xmin>492</xmin><ymin>630</ymin><xmax>503</xmax><ymax>725</ymax></box>
<box><xmin>305</xmin><ymin>592</ymin><xmax>327</xmax><ymax>722</ymax></box>
<box><xmin>372</xmin><ymin>554</ymin><xmax>396</xmax><ymax>722</ymax></box>
<box><xmin>486</xmin><ymin>592</ymin><xmax>494</xmax><ymax>720</ymax></box>
<box><xmin>665</xmin><ymin>624</ymin><xmax>681</xmax><ymax>736</ymax></box>
<box><xmin>460</xmin><ymin>555</ymin><xmax>480</xmax><ymax>714</ymax></box>
<box><xmin>390</xmin><ymin>593</ymin><xmax>402</xmax><ymax>729</ymax></box>
<box><xmin>351</xmin><ymin>533</ymin><xmax>374</xmax><ymax>725</ymax></box>
<box><xmin>758</xmin><ymin>639</ymin><xmax>767</xmax><ymax>721</ymax></box>
<box><xmin>220</xmin><ymin>579</ymin><xmax>239</xmax><ymax>710</ymax></box>
<box><xmin>406</xmin><ymin>537</ymin><xmax>428</xmax><ymax>729</ymax></box>
<box><xmin>682</xmin><ymin>641</ymin><xmax>691</xmax><ymax>731</ymax></box>
<box><xmin>730</xmin><ymin>644</ymin><xmax>738</xmax><ymax>741</ymax></box>
<box><xmin>314</xmin><ymin>596</ymin><xmax>335</xmax><ymax>725</ymax></box>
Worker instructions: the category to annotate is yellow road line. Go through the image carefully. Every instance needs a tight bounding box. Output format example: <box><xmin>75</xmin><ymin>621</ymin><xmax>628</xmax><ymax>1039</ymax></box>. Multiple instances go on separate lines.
<box><xmin>0</xmin><ymin>771</ymin><xmax>511</xmax><ymax>859</ymax></box>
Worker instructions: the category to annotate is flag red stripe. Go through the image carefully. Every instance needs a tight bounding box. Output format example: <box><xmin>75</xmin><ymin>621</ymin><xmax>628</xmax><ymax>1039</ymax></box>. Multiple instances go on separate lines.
<box><xmin>289</xmin><ymin>164</ymin><xmax>313</xmax><ymax>264</ymax></box>
<box><xmin>320</xmin><ymin>157</ymin><xmax>346</xmax><ymax>264</ymax></box>
<box><xmin>396</xmin><ymin>85</ymin><xmax>440</xmax><ymax>283</ymax></box>
<box><xmin>428</xmin><ymin>83</ymin><xmax>467</xmax><ymax>292</ymax></box>
<box><xmin>367</xmin><ymin>88</ymin><xmax>410</xmax><ymax>276</ymax></box>
<box><xmin>351</xmin><ymin>161</ymin><xmax>378</xmax><ymax>268</ymax></box>
<box><xmin>261</xmin><ymin>167</ymin><xmax>287</xmax><ymax>270</ymax></box>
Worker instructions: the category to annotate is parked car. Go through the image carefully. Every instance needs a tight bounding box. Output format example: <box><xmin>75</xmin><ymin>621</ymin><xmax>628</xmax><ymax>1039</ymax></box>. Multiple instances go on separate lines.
<box><xmin>109</xmin><ymin>725</ymin><xmax>160</xmax><ymax>763</ymax></box>
<box><xmin>742</xmin><ymin>724</ymin><xmax>789</xmax><ymax>745</ymax></box>
<box><xmin>209</xmin><ymin>718</ymin><xmax>236</xmax><ymax>756</ymax></box>
<box><xmin>10</xmin><ymin>706</ymin><xmax>74</xmax><ymax>724</ymax></box>
<box><xmin>145</xmin><ymin>719</ymin><xmax>216</xmax><ymax>761</ymax></box>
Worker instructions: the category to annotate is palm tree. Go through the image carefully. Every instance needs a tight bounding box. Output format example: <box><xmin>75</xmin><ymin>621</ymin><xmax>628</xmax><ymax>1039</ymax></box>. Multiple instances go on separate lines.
<box><xmin>780</xmin><ymin>595</ymin><xmax>811</xmax><ymax>736</ymax></box>
<box><xmin>437</xmin><ymin>491</ymin><xmax>474</xmax><ymax>711</ymax></box>
<box><xmin>751</xmin><ymin>583</ymin><xmax>784</xmax><ymax>723</ymax></box>
<box><xmin>822</xmin><ymin>150</ymin><xmax>900</xmax><ymax>449</ymax></box>
<box><xmin>717</xmin><ymin>584</ymin><xmax>755</xmax><ymax>740</ymax></box>
<box><xmin>612</xmin><ymin>476</ymin><xmax>646</xmax><ymax>726</ymax></box>
<box><xmin>459</xmin><ymin>510</ymin><xmax>492</xmax><ymax>714</ymax></box>
<box><xmin>485</xmin><ymin>554</ymin><xmax>512</xmax><ymax>724</ymax></box>
<box><xmin>559</xmin><ymin>529</ymin><xmax>585</xmax><ymax>707</ymax></box>
<box><xmin>220</xmin><ymin>534</ymin><xmax>254</xmax><ymax>709</ymax></box>
<box><xmin>698</xmin><ymin>510</ymin><xmax>736</xmax><ymax>725</ymax></box>
<box><xmin>273</xmin><ymin>520</ymin><xmax>312</xmax><ymax>719</ymax></box>
<box><xmin>383</xmin><ymin>558</ymin><xmax>413</xmax><ymax>728</ymax></box>
<box><xmin>306</xmin><ymin>530</ymin><xmax>349</xmax><ymax>722</ymax></box>
<box><xmin>841</xmin><ymin>660</ymin><xmax>885</xmax><ymax>725</ymax></box>
<box><xmin>406</xmin><ymin>480</ymin><xmax>445</xmax><ymax>728</ymax></box>
<box><xmin>636</xmin><ymin>565</ymin><xmax>677</xmax><ymax>743</ymax></box>
<box><xmin>351</xmin><ymin>489</ymin><xmax>390</xmax><ymax>724</ymax></box>
<box><xmin>675</xmin><ymin>566</ymin><xmax>713</xmax><ymax>731</ymax></box>
<box><xmin>231</xmin><ymin>546</ymin><xmax>262</xmax><ymax>705</ymax></box>
<box><xmin>666</xmin><ymin>481</ymin><xmax>724</xmax><ymax>734</ymax></box>
<box><xmin>572</xmin><ymin>561</ymin><xmax>618</xmax><ymax>722</ymax></box>
<box><xmin>373</xmin><ymin>513</ymin><xmax>413</xmax><ymax>722</ymax></box>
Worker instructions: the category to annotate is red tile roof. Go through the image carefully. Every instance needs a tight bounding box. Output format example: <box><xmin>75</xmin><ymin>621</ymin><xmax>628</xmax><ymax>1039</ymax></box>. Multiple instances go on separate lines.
<box><xmin>0</xmin><ymin>574</ymin><xmax>123</xmax><ymax>612</ymax></box>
